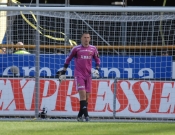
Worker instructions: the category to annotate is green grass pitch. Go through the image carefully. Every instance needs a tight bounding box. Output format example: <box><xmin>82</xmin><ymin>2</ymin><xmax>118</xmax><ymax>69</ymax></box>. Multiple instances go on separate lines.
<box><xmin>0</xmin><ymin>122</ymin><xmax>174</xmax><ymax>135</ymax></box>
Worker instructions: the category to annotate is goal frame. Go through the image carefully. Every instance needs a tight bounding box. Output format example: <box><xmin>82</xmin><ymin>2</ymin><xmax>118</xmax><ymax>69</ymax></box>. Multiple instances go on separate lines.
<box><xmin>0</xmin><ymin>6</ymin><xmax>175</xmax><ymax>122</ymax></box>
<box><xmin>0</xmin><ymin>6</ymin><xmax>175</xmax><ymax>12</ymax></box>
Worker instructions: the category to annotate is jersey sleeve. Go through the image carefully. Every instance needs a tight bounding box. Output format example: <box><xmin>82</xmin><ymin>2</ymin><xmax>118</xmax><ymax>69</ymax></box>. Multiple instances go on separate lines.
<box><xmin>93</xmin><ymin>47</ymin><xmax>100</xmax><ymax>67</ymax></box>
<box><xmin>64</xmin><ymin>47</ymin><xmax>77</xmax><ymax>65</ymax></box>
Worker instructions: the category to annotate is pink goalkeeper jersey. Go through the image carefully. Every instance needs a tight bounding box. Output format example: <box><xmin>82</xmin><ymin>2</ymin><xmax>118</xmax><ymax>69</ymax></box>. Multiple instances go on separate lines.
<box><xmin>65</xmin><ymin>45</ymin><xmax>100</xmax><ymax>77</ymax></box>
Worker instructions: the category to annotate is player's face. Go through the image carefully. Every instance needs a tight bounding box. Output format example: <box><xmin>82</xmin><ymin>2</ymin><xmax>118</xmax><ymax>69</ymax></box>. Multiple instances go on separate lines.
<box><xmin>81</xmin><ymin>34</ymin><xmax>91</xmax><ymax>47</ymax></box>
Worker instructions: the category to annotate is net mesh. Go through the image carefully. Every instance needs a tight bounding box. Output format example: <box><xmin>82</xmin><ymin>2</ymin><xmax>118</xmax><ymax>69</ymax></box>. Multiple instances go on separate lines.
<box><xmin>5</xmin><ymin>11</ymin><xmax>175</xmax><ymax>55</ymax></box>
<box><xmin>0</xmin><ymin>7</ymin><xmax>175</xmax><ymax>122</ymax></box>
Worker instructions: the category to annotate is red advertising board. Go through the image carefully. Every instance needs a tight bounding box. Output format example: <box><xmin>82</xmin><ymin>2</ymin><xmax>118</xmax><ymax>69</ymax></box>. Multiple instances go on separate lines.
<box><xmin>0</xmin><ymin>78</ymin><xmax>174</xmax><ymax>118</ymax></box>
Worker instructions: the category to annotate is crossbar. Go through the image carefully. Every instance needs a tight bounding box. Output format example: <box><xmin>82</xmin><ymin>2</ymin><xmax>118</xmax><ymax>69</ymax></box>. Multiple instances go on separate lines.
<box><xmin>0</xmin><ymin>45</ymin><xmax>175</xmax><ymax>49</ymax></box>
<box><xmin>0</xmin><ymin>6</ymin><xmax>175</xmax><ymax>12</ymax></box>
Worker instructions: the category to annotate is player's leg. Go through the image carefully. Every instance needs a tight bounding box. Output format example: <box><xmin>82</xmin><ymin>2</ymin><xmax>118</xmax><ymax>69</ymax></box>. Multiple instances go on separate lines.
<box><xmin>75</xmin><ymin>76</ymin><xmax>84</xmax><ymax>118</ymax></box>
<box><xmin>84</xmin><ymin>76</ymin><xmax>92</xmax><ymax>121</ymax></box>
<box><xmin>77</xmin><ymin>93</ymin><xmax>90</xmax><ymax>118</ymax></box>
<box><xmin>77</xmin><ymin>90</ymin><xmax>87</xmax><ymax>122</ymax></box>
<box><xmin>85</xmin><ymin>92</ymin><xmax>90</xmax><ymax>121</ymax></box>
<box><xmin>86</xmin><ymin>92</ymin><xmax>90</xmax><ymax>107</ymax></box>
<box><xmin>75</xmin><ymin>76</ymin><xmax>87</xmax><ymax>121</ymax></box>
<box><xmin>78</xmin><ymin>90</ymin><xmax>88</xmax><ymax>118</ymax></box>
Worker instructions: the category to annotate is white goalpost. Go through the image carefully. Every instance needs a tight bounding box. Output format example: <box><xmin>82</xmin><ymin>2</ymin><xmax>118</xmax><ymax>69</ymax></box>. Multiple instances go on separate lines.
<box><xmin>0</xmin><ymin>5</ymin><xmax>175</xmax><ymax>122</ymax></box>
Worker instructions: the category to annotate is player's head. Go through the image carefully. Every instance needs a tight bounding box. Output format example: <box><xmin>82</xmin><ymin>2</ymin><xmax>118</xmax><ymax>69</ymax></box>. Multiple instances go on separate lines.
<box><xmin>81</xmin><ymin>32</ymin><xmax>91</xmax><ymax>47</ymax></box>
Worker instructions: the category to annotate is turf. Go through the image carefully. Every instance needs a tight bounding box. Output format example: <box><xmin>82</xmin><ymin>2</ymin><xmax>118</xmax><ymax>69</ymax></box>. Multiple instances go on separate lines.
<box><xmin>0</xmin><ymin>122</ymin><xmax>174</xmax><ymax>135</ymax></box>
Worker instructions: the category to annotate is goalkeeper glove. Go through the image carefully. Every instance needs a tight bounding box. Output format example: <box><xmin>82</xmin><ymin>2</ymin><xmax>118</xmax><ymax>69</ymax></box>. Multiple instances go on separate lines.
<box><xmin>92</xmin><ymin>68</ymin><xmax>100</xmax><ymax>78</ymax></box>
<box><xmin>56</xmin><ymin>70</ymin><xmax>66</xmax><ymax>82</ymax></box>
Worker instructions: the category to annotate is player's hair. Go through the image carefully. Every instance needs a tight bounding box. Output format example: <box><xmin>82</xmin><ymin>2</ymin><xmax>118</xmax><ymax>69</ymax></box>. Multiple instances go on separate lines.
<box><xmin>81</xmin><ymin>32</ymin><xmax>91</xmax><ymax>38</ymax></box>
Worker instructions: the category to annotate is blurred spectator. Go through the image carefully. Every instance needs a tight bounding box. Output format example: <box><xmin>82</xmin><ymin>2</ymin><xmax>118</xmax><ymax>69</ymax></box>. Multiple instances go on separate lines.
<box><xmin>0</xmin><ymin>47</ymin><xmax>7</xmax><ymax>54</ymax></box>
<box><xmin>1</xmin><ymin>47</ymin><xmax>6</xmax><ymax>54</ymax></box>
<box><xmin>14</xmin><ymin>42</ymin><xmax>30</xmax><ymax>54</ymax></box>
<box><xmin>0</xmin><ymin>48</ymin><xmax>5</xmax><ymax>54</ymax></box>
<box><xmin>10</xmin><ymin>66</ymin><xmax>19</xmax><ymax>77</ymax></box>
<box><xmin>162</xmin><ymin>50</ymin><xmax>169</xmax><ymax>56</ymax></box>
<box><xmin>1</xmin><ymin>47</ymin><xmax>14</xmax><ymax>54</ymax></box>
<box><xmin>55</xmin><ymin>49</ymin><xmax>64</xmax><ymax>55</ymax></box>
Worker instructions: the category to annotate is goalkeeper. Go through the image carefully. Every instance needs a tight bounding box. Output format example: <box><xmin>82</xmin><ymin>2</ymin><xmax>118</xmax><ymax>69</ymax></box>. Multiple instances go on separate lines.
<box><xmin>57</xmin><ymin>32</ymin><xmax>100</xmax><ymax>122</ymax></box>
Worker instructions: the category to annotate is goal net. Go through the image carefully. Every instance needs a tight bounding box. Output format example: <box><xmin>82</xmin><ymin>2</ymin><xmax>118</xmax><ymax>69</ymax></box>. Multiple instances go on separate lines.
<box><xmin>0</xmin><ymin>3</ymin><xmax>175</xmax><ymax>122</ymax></box>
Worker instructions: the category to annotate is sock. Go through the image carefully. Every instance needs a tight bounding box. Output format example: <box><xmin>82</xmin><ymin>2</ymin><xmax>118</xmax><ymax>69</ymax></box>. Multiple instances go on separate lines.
<box><xmin>80</xmin><ymin>100</ymin><xmax>88</xmax><ymax>117</ymax></box>
<box><xmin>78</xmin><ymin>101</ymin><xmax>83</xmax><ymax>117</ymax></box>
<box><xmin>86</xmin><ymin>102</ymin><xmax>89</xmax><ymax>116</ymax></box>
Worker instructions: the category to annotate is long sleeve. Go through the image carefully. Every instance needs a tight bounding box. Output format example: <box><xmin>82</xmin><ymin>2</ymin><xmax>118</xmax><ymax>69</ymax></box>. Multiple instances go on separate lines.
<box><xmin>64</xmin><ymin>47</ymin><xmax>77</xmax><ymax>65</ymax></box>
<box><xmin>93</xmin><ymin>47</ymin><xmax>100</xmax><ymax>67</ymax></box>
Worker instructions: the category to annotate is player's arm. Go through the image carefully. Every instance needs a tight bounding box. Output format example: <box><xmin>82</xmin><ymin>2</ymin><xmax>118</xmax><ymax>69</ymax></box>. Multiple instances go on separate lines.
<box><xmin>93</xmin><ymin>47</ymin><xmax>100</xmax><ymax>78</ymax></box>
<box><xmin>57</xmin><ymin>47</ymin><xmax>77</xmax><ymax>82</ymax></box>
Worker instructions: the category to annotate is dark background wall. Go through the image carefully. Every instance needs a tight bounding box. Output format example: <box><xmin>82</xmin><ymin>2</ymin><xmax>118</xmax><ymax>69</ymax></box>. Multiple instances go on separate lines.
<box><xmin>18</xmin><ymin>0</ymin><xmax>175</xmax><ymax>6</ymax></box>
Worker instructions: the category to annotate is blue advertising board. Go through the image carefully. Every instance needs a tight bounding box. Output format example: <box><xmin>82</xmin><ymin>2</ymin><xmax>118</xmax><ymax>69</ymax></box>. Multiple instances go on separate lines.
<box><xmin>0</xmin><ymin>54</ymin><xmax>172</xmax><ymax>79</ymax></box>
